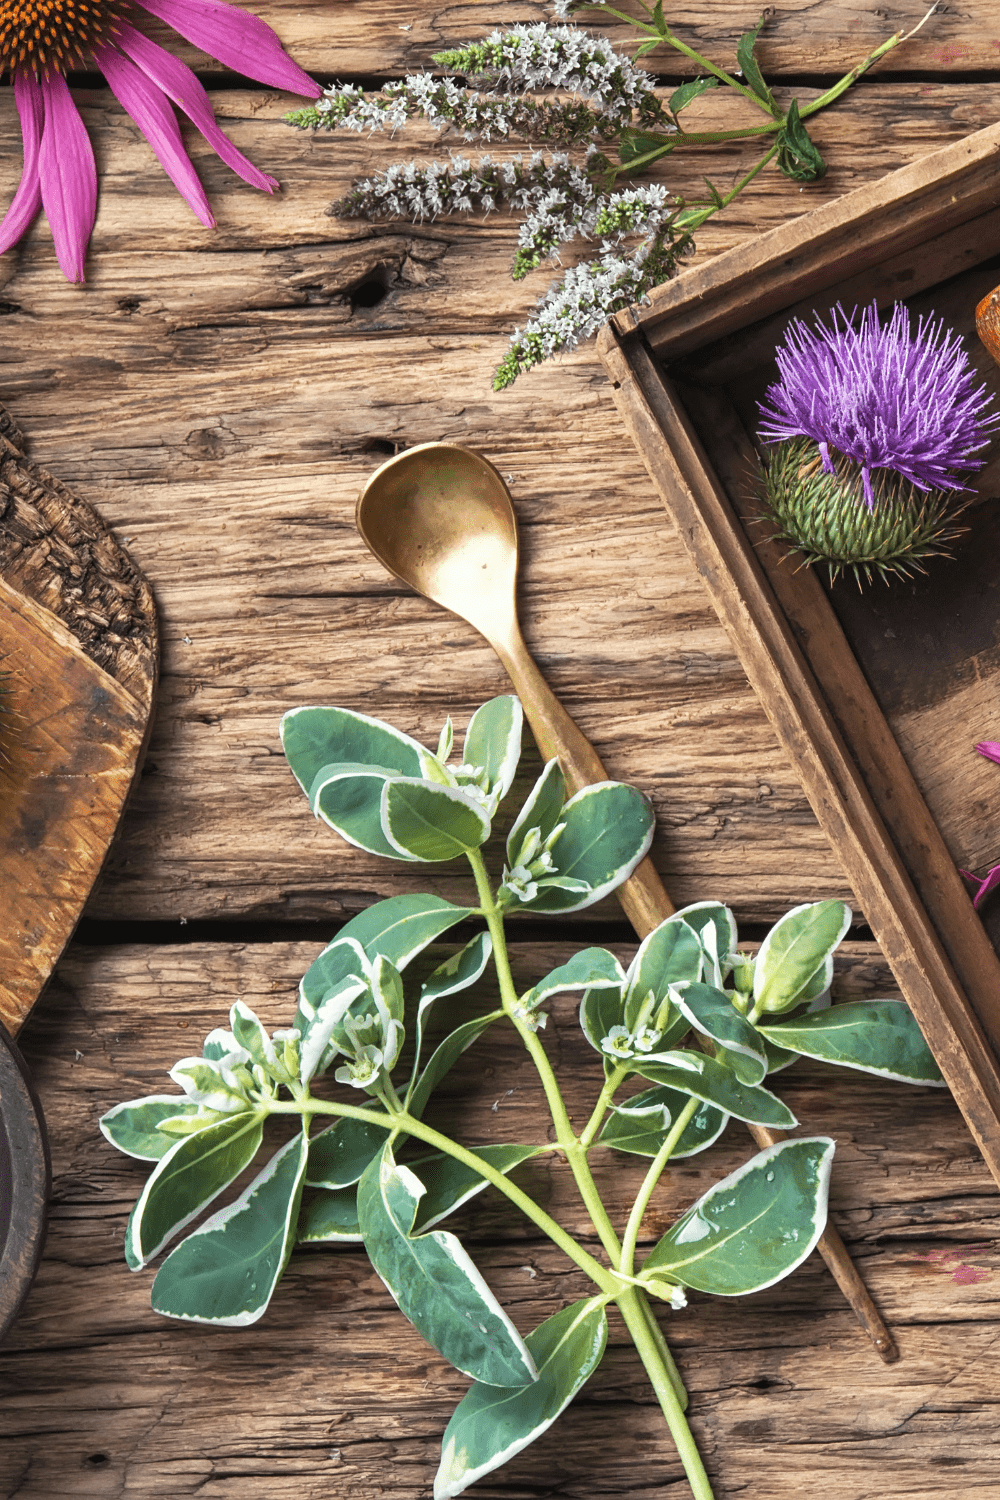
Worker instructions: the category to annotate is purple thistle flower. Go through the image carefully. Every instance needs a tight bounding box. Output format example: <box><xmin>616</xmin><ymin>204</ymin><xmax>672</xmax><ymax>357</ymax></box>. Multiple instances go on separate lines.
<box><xmin>758</xmin><ymin>302</ymin><xmax>1000</xmax><ymax>508</ymax></box>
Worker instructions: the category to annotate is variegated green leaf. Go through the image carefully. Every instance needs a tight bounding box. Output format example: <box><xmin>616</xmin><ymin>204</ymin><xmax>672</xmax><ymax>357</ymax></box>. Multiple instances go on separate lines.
<box><xmin>757</xmin><ymin>1000</ymin><xmax>946</xmax><ymax>1085</ymax></box>
<box><xmin>151</xmin><ymin>1132</ymin><xmax>309</xmax><ymax>1325</ymax></box>
<box><xmin>623</xmin><ymin>917</ymin><xmax>703</xmax><ymax>1031</ymax></box>
<box><xmin>671</xmin><ymin>982</ymin><xmax>767</xmax><ymax>1085</ymax></box>
<box><xmin>297</xmin><ymin>1186</ymin><xmax>362</xmax><ymax>1243</ymax></box>
<box><xmin>125</xmin><ymin>1110</ymin><xmax>264</xmax><ymax>1269</ymax></box>
<box><xmin>521</xmin><ymin>948</ymin><xmax>626</xmax><ymax>1014</ymax></box>
<box><xmin>382</xmin><ymin>778</ymin><xmax>491</xmax><ymax>861</ymax></box>
<box><xmin>599</xmin><ymin>1084</ymin><xmax>728</xmax><ymax>1159</ymax></box>
<box><xmin>579</xmin><ymin>983</ymin><xmax>627</xmax><ymax>1055</ymax></box>
<box><xmin>169</xmin><ymin>1055</ymin><xmax>252</xmax><ymax>1114</ymax></box>
<box><xmin>411</xmin><ymin>1145</ymin><xmax>544</xmax><ymax>1232</ymax></box>
<box><xmin>357</xmin><ymin>1142</ymin><xmax>537</xmax><ymax>1387</ymax></box>
<box><xmin>297</xmin><ymin>894</ymin><xmax>474</xmax><ymax>1036</ymax></box>
<box><xmin>635</xmin><ymin>1050</ymin><xmax>796</xmax><ymax>1129</ymax></box>
<box><xmin>435</xmin><ymin>1297</ymin><xmax>608</xmax><ymax>1499</ymax></box>
<box><xmin>753</xmin><ymin>902</ymin><xmax>851</xmax><ymax>1015</ymax></box>
<box><xmin>643</xmin><ymin>1138</ymin><xmax>835</xmax><ymax>1295</ymax></box>
<box><xmin>522</xmin><ymin>782</ymin><xmax>654</xmax><ymax>914</ymax></box>
<box><xmin>282</xmin><ymin>704</ymin><xmax>431</xmax><ymax>787</ymax></box>
<box><xmin>463</xmin><ymin>696</ymin><xmax>522</xmax><ymax>801</ymax></box>
<box><xmin>506</xmin><ymin>758</ymin><xmax>566</xmax><ymax>866</ymax></box>
<box><xmin>408</xmin><ymin>933</ymin><xmax>494</xmax><ymax>1096</ymax></box>
<box><xmin>305</xmin><ymin>1115</ymin><xmax>393</xmax><ymax>1188</ymax></box>
<box><xmin>100</xmin><ymin>1097</ymin><xmax>214</xmax><ymax>1161</ymax></box>
<box><xmin>230</xmin><ymin>1000</ymin><xmax>281</xmax><ymax>1075</ymax></box>
<box><xmin>311</xmin><ymin>764</ymin><xmax>423</xmax><ymax>860</ymax></box>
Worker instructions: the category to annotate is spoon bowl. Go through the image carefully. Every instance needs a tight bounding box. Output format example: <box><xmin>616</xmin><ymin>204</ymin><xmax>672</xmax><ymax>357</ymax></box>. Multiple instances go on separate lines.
<box><xmin>357</xmin><ymin>444</ymin><xmax>518</xmax><ymax>643</ymax></box>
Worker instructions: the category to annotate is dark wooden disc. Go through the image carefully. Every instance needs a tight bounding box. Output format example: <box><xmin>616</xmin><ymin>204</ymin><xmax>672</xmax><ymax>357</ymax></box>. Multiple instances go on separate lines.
<box><xmin>0</xmin><ymin>1022</ymin><xmax>49</xmax><ymax>1342</ymax></box>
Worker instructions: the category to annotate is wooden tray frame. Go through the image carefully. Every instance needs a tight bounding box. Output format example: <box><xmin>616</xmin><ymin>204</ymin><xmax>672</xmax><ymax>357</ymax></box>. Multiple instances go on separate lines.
<box><xmin>597</xmin><ymin>122</ymin><xmax>1000</xmax><ymax>1185</ymax></box>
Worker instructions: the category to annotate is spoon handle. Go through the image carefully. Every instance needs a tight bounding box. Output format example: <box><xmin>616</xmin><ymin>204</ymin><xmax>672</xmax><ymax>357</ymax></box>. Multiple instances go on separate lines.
<box><xmin>497</xmin><ymin>618</ymin><xmax>897</xmax><ymax>1361</ymax></box>
<box><xmin>496</xmin><ymin>621</ymin><xmax>676</xmax><ymax>935</ymax></box>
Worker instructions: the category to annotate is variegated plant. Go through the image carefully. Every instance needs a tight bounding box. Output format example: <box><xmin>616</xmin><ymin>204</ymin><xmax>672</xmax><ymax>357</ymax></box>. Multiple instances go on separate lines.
<box><xmin>102</xmin><ymin>696</ymin><xmax>943</xmax><ymax>1499</ymax></box>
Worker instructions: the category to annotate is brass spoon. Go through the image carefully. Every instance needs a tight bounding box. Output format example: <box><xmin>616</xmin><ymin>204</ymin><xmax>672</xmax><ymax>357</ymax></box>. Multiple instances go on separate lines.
<box><xmin>357</xmin><ymin>440</ymin><xmax>897</xmax><ymax>1362</ymax></box>
<box><xmin>357</xmin><ymin>441</ymin><xmax>672</xmax><ymax>933</ymax></box>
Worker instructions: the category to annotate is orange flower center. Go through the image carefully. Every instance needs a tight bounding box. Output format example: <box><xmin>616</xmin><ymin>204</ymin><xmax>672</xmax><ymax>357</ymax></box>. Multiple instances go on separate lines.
<box><xmin>0</xmin><ymin>0</ymin><xmax>130</xmax><ymax>76</ymax></box>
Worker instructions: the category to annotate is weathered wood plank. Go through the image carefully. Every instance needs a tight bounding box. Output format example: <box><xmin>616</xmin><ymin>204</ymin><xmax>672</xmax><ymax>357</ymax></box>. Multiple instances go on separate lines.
<box><xmin>0</xmin><ymin>86</ymin><xmax>992</xmax><ymax>924</ymax></box>
<box><xmin>1</xmin><ymin>939</ymin><xmax>997</xmax><ymax>1499</ymax></box>
<box><xmin>128</xmin><ymin>0</ymin><xmax>1000</xmax><ymax>82</ymax></box>
<box><xmin>2</xmin><ymin>84</ymin><xmax>997</xmax><ymax>299</ymax></box>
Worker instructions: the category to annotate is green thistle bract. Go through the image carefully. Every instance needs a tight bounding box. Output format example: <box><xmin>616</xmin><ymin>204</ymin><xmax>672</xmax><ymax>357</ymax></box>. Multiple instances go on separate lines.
<box><xmin>758</xmin><ymin>438</ymin><xmax>970</xmax><ymax>586</ymax></box>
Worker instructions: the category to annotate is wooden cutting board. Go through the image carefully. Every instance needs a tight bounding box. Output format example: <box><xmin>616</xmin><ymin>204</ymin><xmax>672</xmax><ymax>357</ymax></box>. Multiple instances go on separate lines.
<box><xmin>0</xmin><ymin>406</ymin><xmax>158</xmax><ymax>1036</ymax></box>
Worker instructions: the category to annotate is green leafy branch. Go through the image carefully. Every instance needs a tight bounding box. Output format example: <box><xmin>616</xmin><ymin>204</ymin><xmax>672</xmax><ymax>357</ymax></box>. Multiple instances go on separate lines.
<box><xmin>102</xmin><ymin>695</ymin><xmax>944</xmax><ymax>1499</ymax></box>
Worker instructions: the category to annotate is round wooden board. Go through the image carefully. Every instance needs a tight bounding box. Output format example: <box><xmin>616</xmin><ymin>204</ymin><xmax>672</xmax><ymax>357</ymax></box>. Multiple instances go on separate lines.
<box><xmin>0</xmin><ymin>1022</ymin><xmax>49</xmax><ymax>1343</ymax></box>
<box><xmin>0</xmin><ymin>404</ymin><xmax>158</xmax><ymax>1037</ymax></box>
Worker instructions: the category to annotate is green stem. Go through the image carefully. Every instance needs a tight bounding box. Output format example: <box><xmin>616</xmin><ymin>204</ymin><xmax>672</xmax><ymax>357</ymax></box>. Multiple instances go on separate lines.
<box><xmin>617</xmin><ymin>1287</ymin><xmax>716</xmax><ymax>1500</ymax></box>
<box><xmin>579</xmin><ymin>1063</ymin><xmax>630</xmax><ymax>1149</ymax></box>
<box><xmin>463</xmin><ymin>858</ymin><xmax>694</xmax><ymax>1462</ymax></box>
<box><xmin>620</xmin><ymin>1095</ymin><xmax>701</xmax><ymax>1275</ymax></box>
<box><xmin>468</xmin><ymin>850</ymin><xmax>625</xmax><ymax>1263</ymax></box>
<box><xmin>588</xmin><ymin>2</ymin><xmax>764</xmax><ymax>108</ymax></box>
<box><xmin>265</xmin><ymin>1094</ymin><xmax>619</xmax><ymax>1294</ymax></box>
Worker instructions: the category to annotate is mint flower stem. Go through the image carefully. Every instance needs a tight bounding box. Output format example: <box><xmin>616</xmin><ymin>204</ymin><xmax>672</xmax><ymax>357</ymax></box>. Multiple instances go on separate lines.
<box><xmin>574</xmin><ymin>1</ymin><xmax>771</xmax><ymax>108</ymax></box>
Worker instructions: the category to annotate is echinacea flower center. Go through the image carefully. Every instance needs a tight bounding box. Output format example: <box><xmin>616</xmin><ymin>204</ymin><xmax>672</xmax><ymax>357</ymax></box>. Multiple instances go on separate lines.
<box><xmin>0</xmin><ymin>0</ymin><xmax>130</xmax><ymax>76</ymax></box>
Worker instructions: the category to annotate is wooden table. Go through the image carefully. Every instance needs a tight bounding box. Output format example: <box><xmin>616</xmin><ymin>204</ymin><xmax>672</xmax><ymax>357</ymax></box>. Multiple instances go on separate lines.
<box><xmin>3</xmin><ymin>5</ymin><xmax>1000</xmax><ymax>1496</ymax></box>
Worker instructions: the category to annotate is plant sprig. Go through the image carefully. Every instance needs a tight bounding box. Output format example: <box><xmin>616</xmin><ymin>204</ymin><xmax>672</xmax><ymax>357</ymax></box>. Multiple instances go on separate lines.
<box><xmin>287</xmin><ymin>3</ymin><xmax>938</xmax><ymax>388</ymax></box>
<box><xmin>103</xmin><ymin>694</ymin><xmax>945</xmax><ymax>1499</ymax></box>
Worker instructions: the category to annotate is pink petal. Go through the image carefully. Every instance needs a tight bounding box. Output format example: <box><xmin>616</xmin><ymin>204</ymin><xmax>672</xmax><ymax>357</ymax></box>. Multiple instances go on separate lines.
<box><xmin>134</xmin><ymin>0</ymin><xmax>320</xmax><ymax>98</ymax></box>
<box><xmin>975</xmin><ymin>741</ymin><xmax>1000</xmax><ymax>765</ymax></box>
<box><xmin>960</xmin><ymin>864</ymin><xmax>1000</xmax><ymax>909</ymax></box>
<box><xmin>115</xmin><ymin>23</ymin><xmax>278</xmax><ymax>193</ymax></box>
<box><xmin>96</xmin><ymin>44</ymin><xmax>215</xmax><ymax>228</ymax></box>
<box><xmin>0</xmin><ymin>73</ymin><xmax>44</xmax><ymax>257</ymax></box>
<box><xmin>38</xmin><ymin>73</ymin><xmax>97</xmax><ymax>283</ymax></box>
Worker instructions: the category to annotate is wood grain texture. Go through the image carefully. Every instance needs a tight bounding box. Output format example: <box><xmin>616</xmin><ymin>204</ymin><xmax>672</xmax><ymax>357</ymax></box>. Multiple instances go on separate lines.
<box><xmin>2</xmin><ymin>938</ymin><xmax>996</xmax><ymax>1500</ymax></box>
<box><xmin>0</xmin><ymin>85</ymin><xmax>996</xmax><ymax>925</ymax></box>
<box><xmin>0</xmin><ymin>580</ymin><xmax>150</xmax><ymax>1034</ymax></box>
<box><xmin>0</xmin><ymin>402</ymin><xmax>158</xmax><ymax>1031</ymax></box>
<box><xmin>129</xmin><ymin>1</ymin><xmax>1000</xmax><ymax>81</ymax></box>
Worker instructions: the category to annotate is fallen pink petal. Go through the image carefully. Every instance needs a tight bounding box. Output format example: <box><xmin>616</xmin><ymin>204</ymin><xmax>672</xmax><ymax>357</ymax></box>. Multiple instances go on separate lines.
<box><xmin>960</xmin><ymin>863</ymin><xmax>1000</xmax><ymax>909</ymax></box>
<box><xmin>975</xmin><ymin>740</ymin><xmax>1000</xmax><ymax>764</ymax></box>
<box><xmin>0</xmin><ymin>0</ymin><xmax>320</xmax><ymax>281</ymax></box>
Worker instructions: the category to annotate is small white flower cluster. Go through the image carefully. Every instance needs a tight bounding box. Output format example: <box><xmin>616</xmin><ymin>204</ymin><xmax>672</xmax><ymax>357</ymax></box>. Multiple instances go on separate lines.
<box><xmin>301</xmin><ymin>76</ymin><xmax>619</xmax><ymax>148</ymax></box>
<box><xmin>289</xmin><ymin>12</ymin><xmax>691</xmax><ymax>387</ymax></box>
<box><xmin>336</xmin><ymin>155</ymin><xmax>508</xmax><ymax>221</ymax></box>
<box><xmin>435</xmin><ymin>23</ymin><xmax>655</xmax><ymax>121</ymax></box>
<box><xmin>337</xmin><ymin>150</ymin><xmax>602</xmax><ymax>228</ymax></box>
<box><xmin>593</xmin><ymin>183</ymin><xmax>673</xmax><ymax>239</ymax></box>
<box><xmin>494</xmin><ymin>227</ymin><xmax>692</xmax><ymax>389</ymax></box>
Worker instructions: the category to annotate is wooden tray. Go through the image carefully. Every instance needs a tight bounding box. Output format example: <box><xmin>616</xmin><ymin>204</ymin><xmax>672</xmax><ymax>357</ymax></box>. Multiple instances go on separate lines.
<box><xmin>597</xmin><ymin>122</ymin><xmax>1000</xmax><ymax>1186</ymax></box>
<box><xmin>0</xmin><ymin>406</ymin><xmax>158</xmax><ymax>1036</ymax></box>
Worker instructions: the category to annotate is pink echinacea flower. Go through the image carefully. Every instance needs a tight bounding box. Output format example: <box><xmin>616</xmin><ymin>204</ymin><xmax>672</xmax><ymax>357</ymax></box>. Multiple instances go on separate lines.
<box><xmin>0</xmin><ymin>0</ymin><xmax>320</xmax><ymax>280</ymax></box>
